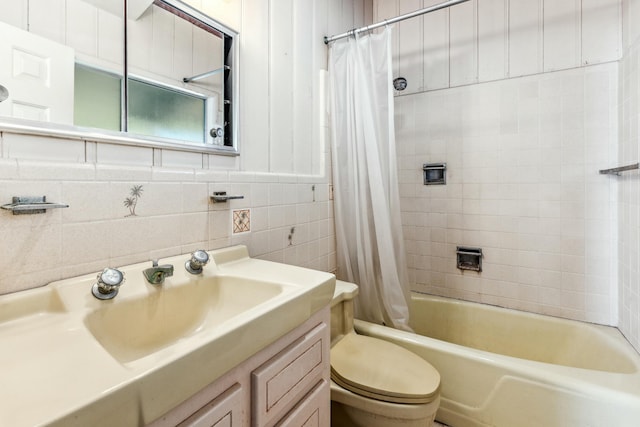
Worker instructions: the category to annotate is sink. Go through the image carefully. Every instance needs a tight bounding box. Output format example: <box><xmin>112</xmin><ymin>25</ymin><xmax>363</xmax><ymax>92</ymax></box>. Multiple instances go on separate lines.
<box><xmin>0</xmin><ymin>286</ymin><xmax>66</xmax><ymax>325</ymax></box>
<box><xmin>84</xmin><ymin>276</ymin><xmax>287</xmax><ymax>363</ymax></box>
<box><xmin>0</xmin><ymin>245</ymin><xmax>335</xmax><ymax>427</ymax></box>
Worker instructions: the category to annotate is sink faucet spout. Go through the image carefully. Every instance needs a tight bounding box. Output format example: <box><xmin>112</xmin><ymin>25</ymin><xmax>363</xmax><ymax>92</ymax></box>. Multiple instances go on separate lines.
<box><xmin>144</xmin><ymin>260</ymin><xmax>174</xmax><ymax>285</ymax></box>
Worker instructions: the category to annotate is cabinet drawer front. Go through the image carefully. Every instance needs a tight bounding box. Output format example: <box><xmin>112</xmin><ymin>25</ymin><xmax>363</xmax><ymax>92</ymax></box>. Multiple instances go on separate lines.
<box><xmin>276</xmin><ymin>380</ymin><xmax>330</xmax><ymax>427</ymax></box>
<box><xmin>252</xmin><ymin>323</ymin><xmax>328</xmax><ymax>426</ymax></box>
<box><xmin>179</xmin><ymin>383</ymin><xmax>243</xmax><ymax>427</ymax></box>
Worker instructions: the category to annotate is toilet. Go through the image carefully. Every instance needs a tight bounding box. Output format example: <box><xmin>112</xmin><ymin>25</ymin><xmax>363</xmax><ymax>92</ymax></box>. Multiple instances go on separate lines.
<box><xmin>330</xmin><ymin>281</ymin><xmax>441</xmax><ymax>427</ymax></box>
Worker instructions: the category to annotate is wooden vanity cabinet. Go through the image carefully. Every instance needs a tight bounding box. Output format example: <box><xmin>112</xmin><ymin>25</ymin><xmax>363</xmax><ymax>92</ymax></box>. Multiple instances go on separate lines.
<box><xmin>252</xmin><ymin>322</ymin><xmax>329</xmax><ymax>427</ymax></box>
<box><xmin>150</xmin><ymin>307</ymin><xmax>330</xmax><ymax>427</ymax></box>
<box><xmin>177</xmin><ymin>383</ymin><xmax>244</xmax><ymax>427</ymax></box>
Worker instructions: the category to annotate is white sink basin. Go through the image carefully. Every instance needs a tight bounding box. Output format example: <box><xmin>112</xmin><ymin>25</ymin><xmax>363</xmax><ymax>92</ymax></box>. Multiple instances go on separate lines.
<box><xmin>85</xmin><ymin>276</ymin><xmax>288</xmax><ymax>363</ymax></box>
<box><xmin>0</xmin><ymin>245</ymin><xmax>335</xmax><ymax>427</ymax></box>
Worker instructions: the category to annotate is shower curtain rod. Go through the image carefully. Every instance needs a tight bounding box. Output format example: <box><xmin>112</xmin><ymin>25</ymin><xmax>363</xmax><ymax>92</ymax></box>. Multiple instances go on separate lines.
<box><xmin>324</xmin><ymin>0</ymin><xmax>470</xmax><ymax>44</ymax></box>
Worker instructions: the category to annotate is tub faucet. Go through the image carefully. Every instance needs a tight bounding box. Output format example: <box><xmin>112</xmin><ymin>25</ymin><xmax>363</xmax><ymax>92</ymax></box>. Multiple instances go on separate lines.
<box><xmin>143</xmin><ymin>260</ymin><xmax>174</xmax><ymax>285</ymax></box>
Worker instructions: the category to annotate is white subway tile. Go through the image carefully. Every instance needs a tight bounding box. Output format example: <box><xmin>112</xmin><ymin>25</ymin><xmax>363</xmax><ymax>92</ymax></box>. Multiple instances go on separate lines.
<box><xmin>161</xmin><ymin>150</ymin><xmax>203</xmax><ymax>169</ymax></box>
<box><xmin>62</xmin><ymin>221</ymin><xmax>111</xmax><ymax>264</ymax></box>
<box><xmin>179</xmin><ymin>212</ymin><xmax>208</xmax><ymax>247</ymax></box>
<box><xmin>6</xmin><ymin>134</ymin><xmax>85</xmax><ymax>163</ymax></box>
<box><xmin>97</xmin><ymin>144</ymin><xmax>153</xmax><ymax>166</ymax></box>
<box><xmin>62</xmin><ymin>181</ymin><xmax>111</xmax><ymax>222</ymax></box>
<box><xmin>96</xmin><ymin>164</ymin><xmax>152</xmax><ymax>182</ymax></box>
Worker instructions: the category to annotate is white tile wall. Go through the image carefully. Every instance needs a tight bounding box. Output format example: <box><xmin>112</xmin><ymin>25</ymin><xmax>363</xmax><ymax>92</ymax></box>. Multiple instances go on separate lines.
<box><xmin>618</xmin><ymin>2</ymin><xmax>640</xmax><ymax>352</ymax></box>
<box><xmin>395</xmin><ymin>63</ymin><xmax>619</xmax><ymax>325</ymax></box>
<box><xmin>0</xmin><ymin>0</ymin><xmax>370</xmax><ymax>295</ymax></box>
<box><xmin>0</xmin><ymin>150</ymin><xmax>336</xmax><ymax>294</ymax></box>
<box><xmin>383</xmin><ymin>0</ymin><xmax>626</xmax><ymax>328</ymax></box>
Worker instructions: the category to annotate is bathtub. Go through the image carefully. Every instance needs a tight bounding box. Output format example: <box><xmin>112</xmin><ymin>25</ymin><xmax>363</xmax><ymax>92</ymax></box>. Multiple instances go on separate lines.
<box><xmin>354</xmin><ymin>292</ymin><xmax>640</xmax><ymax>427</ymax></box>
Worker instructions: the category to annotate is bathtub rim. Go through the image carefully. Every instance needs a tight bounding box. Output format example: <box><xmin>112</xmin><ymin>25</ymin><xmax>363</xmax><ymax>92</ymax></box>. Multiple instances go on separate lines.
<box><xmin>355</xmin><ymin>293</ymin><xmax>640</xmax><ymax>402</ymax></box>
<box><xmin>409</xmin><ymin>291</ymin><xmax>640</xmax><ymax>372</ymax></box>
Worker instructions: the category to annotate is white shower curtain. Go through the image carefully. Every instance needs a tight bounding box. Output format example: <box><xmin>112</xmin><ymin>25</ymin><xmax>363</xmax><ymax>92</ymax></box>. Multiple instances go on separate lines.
<box><xmin>328</xmin><ymin>27</ymin><xmax>411</xmax><ymax>331</ymax></box>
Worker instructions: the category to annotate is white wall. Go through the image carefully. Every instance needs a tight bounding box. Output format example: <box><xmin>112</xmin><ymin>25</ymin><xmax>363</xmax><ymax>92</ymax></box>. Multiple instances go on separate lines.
<box><xmin>376</xmin><ymin>0</ymin><xmax>621</xmax><ymax>94</ymax></box>
<box><xmin>619</xmin><ymin>0</ymin><xmax>640</xmax><ymax>351</ymax></box>
<box><xmin>198</xmin><ymin>0</ymin><xmax>374</xmax><ymax>175</ymax></box>
<box><xmin>0</xmin><ymin>0</ymin><xmax>372</xmax><ymax>295</ymax></box>
<box><xmin>385</xmin><ymin>0</ymin><xmax>622</xmax><ymax>325</ymax></box>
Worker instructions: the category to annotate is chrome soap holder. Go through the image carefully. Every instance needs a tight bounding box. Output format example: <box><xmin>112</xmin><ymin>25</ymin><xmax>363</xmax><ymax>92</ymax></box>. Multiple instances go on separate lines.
<box><xmin>1</xmin><ymin>196</ymin><xmax>69</xmax><ymax>215</ymax></box>
<box><xmin>211</xmin><ymin>191</ymin><xmax>244</xmax><ymax>203</ymax></box>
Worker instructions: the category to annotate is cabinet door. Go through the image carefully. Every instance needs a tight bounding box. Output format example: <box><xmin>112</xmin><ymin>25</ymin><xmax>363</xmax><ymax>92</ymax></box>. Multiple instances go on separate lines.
<box><xmin>178</xmin><ymin>383</ymin><xmax>244</xmax><ymax>427</ymax></box>
<box><xmin>252</xmin><ymin>323</ymin><xmax>328</xmax><ymax>427</ymax></box>
<box><xmin>275</xmin><ymin>380</ymin><xmax>330</xmax><ymax>427</ymax></box>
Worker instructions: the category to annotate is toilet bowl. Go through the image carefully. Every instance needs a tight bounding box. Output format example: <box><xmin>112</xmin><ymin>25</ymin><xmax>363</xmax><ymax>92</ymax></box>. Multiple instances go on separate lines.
<box><xmin>330</xmin><ymin>281</ymin><xmax>441</xmax><ymax>427</ymax></box>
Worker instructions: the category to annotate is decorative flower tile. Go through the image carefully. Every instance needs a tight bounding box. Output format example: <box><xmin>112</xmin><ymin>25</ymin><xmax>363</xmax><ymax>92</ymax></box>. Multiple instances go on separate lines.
<box><xmin>233</xmin><ymin>209</ymin><xmax>251</xmax><ymax>234</ymax></box>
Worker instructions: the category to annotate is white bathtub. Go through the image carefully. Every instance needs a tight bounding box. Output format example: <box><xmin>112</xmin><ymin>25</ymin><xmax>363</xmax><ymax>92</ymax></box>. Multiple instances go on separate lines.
<box><xmin>354</xmin><ymin>292</ymin><xmax>640</xmax><ymax>427</ymax></box>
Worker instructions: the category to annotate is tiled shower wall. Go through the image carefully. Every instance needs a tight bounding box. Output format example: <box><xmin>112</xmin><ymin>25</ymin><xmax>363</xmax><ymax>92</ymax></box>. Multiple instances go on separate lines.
<box><xmin>384</xmin><ymin>0</ymin><xmax>623</xmax><ymax>325</ymax></box>
<box><xmin>396</xmin><ymin>64</ymin><xmax>619</xmax><ymax>325</ymax></box>
<box><xmin>619</xmin><ymin>0</ymin><xmax>640</xmax><ymax>352</ymax></box>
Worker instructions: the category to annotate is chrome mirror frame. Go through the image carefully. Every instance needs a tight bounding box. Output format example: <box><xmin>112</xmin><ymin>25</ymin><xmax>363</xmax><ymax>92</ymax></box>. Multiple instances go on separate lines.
<box><xmin>0</xmin><ymin>0</ymin><xmax>239</xmax><ymax>157</ymax></box>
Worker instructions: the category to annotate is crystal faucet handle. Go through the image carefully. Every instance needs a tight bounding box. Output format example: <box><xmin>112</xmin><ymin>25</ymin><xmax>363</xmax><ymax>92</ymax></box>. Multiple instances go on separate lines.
<box><xmin>185</xmin><ymin>250</ymin><xmax>209</xmax><ymax>274</ymax></box>
<box><xmin>92</xmin><ymin>267</ymin><xmax>125</xmax><ymax>300</ymax></box>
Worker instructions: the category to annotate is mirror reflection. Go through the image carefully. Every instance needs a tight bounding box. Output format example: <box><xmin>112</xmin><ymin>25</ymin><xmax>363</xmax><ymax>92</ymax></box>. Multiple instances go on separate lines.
<box><xmin>0</xmin><ymin>0</ymin><xmax>234</xmax><ymax>150</ymax></box>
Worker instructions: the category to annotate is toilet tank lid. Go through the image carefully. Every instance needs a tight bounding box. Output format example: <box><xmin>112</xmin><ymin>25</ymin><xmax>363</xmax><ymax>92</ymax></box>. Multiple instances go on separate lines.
<box><xmin>331</xmin><ymin>280</ymin><xmax>359</xmax><ymax>307</ymax></box>
<box><xmin>331</xmin><ymin>333</ymin><xmax>440</xmax><ymax>404</ymax></box>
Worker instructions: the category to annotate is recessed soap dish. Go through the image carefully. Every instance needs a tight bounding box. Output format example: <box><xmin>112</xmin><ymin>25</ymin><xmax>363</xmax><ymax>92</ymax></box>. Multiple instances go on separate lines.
<box><xmin>456</xmin><ymin>246</ymin><xmax>482</xmax><ymax>272</ymax></box>
<box><xmin>423</xmin><ymin>163</ymin><xmax>446</xmax><ymax>185</ymax></box>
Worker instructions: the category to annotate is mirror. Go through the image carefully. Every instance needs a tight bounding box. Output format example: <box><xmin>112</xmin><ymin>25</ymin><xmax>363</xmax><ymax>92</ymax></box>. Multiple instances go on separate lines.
<box><xmin>0</xmin><ymin>0</ymin><xmax>236</xmax><ymax>152</ymax></box>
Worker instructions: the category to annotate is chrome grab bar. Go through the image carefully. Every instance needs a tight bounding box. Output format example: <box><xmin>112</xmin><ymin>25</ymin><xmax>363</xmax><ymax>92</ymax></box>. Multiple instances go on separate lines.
<box><xmin>599</xmin><ymin>163</ymin><xmax>639</xmax><ymax>175</ymax></box>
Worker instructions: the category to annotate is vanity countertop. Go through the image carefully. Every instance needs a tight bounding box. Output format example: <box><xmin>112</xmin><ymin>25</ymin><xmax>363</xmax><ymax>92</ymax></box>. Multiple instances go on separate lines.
<box><xmin>0</xmin><ymin>245</ymin><xmax>335</xmax><ymax>426</ymax></box>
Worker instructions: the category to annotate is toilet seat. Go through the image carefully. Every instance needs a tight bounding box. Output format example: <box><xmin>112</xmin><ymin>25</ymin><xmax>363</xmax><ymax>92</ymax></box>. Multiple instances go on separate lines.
<box><xmin>330</xmin><ymin>333</ymin><xmax>440</xmax><ymax>405</ymax></box>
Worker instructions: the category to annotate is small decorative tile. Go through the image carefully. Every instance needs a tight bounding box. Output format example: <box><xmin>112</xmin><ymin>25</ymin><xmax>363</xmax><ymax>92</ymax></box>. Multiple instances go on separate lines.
<box><xmin>233</xmin><ymin>209</ymin><xmax>251</xmax><ymax>234</ymax></box>
<box><xmin>123</xmin><ymin>184</ymin><xmax>143</xmax><ymax>217</ymax></box>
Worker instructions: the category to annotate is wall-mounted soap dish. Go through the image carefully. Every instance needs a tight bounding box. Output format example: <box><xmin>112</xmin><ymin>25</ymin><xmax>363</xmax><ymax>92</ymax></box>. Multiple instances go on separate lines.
<box><xmin>456</xmin><ymin>246</ymin><xmax>482</xmax><ymax>272</ymax></box>
<box><xmin>423</xmin><ymin>163</ymin><xmax>446</xmax><ymax>185</ymax></box>
<box><xmin>1</xmin><ymin>196</ymin><xmax>69</xmax><ymax>215</ymax></box>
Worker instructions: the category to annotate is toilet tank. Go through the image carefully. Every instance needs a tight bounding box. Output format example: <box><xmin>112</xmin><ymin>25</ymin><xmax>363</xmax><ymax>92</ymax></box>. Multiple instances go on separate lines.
<box><xmin>331</xmin><ymin>281</ymin><xmax>359</xmax><ymax>346</ymax></box>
